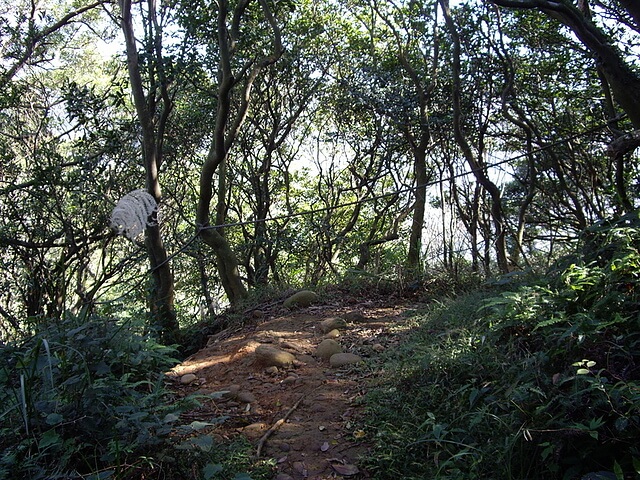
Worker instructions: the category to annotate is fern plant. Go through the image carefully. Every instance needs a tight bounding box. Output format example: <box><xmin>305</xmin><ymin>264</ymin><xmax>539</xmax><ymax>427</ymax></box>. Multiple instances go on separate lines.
<box><xmin>109</xmin><ymin>189</ymin><xmax>158</xmax><ymax>242</ymax></box>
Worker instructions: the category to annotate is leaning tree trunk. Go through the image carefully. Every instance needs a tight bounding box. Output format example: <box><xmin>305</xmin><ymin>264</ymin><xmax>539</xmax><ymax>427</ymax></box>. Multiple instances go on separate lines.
<box><xmin>440</xmin><ymin>0</ymin><xmax>510</xmax><ymax>273</ymax></box>
<box><xmin>196</xmin><ymin>0</ymin><xmax>282</xmax><ymax>306</ymax></box>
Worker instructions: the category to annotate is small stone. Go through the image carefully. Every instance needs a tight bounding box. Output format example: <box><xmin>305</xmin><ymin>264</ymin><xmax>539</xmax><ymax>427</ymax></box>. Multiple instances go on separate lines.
<box><xmin>372</xmin><ymin>343</ymin><xmax>385</xmax><ymax>352</ymax></box>
<box><xmin>179</xmin><ymin>373</ymin><xmax>197</xmax><ymax>385</ymax></box>
<box><xmin>276</xmin><ymin>473</ymin><xmax>293</xmax><ymax>480</ymax></box>
<box><xmin>279</xmin><ymin>443</ymin><xmax>291</xmax><ymax>452</ymax></box>
<box><xmin>237</xmin><ymin>391</ymin><xmax>256</xmax><ymax>403</ymax></box>
<box><xmin>255</xmin><ymin>344</ymin><xmax>297</xmax><ymax>367</ymax></box>
<box><xmin>283</xmin><ymin>290</ymin><xmax>318</xmax><ymax>308</ymax></box>
<box><xmin>242</xmin><ymin>422</ymin><xmax>267</xmax><ymax>433</ymax></box>
<box><xmin>265</xmin><ymin>366</ymin><xmax>279</xmax><ymax>375</ymax></box>
<box><xmin>319</xmin><ymin>317</ymin><xmax>347</xmax><ymax>333</ymax></box>
<box><xmin>297</xmin><ymin>354</ymin><xmax>316</xmax><ymax>364</ymax></box>
<box><xmin>330</xmin><ymin>353</ymin><xmax>363</xmax><ymax>368</ymax></box>
<box><xmin>282</xmin><ymin>375</ymin><xmax>297</xmax><ymax>385</ymax></box>
<box><xmin>324</xmin><ymin>329</ymin><xmax>341</xmax><ymax>339</ymax></box>
<box><xmin>293</xmin><ymin>461</ymin><xmax>307</xmax><ymax>475</ymax></box>
<box><xmin>315</xmin><ymin>339</ymin><xmax>343</xmax><ymax>360</ymax></box>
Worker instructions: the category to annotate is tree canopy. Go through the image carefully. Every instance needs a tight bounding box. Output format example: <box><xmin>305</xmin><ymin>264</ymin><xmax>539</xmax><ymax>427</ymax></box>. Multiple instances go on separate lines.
<box><xmin>0</xmin><ymin>0</ymin><xmax>638</xmax><ymax>340</ymax></box>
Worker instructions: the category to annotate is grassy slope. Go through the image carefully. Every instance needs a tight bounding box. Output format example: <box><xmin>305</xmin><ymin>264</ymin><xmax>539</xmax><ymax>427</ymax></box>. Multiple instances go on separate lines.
<box><xmin>361</xmin><ymin>279</ymin><xmax>640</xmax><ymax>480</ymax></box>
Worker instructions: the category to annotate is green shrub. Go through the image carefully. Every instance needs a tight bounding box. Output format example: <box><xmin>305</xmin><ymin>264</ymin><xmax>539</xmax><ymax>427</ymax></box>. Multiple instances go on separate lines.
<box><xmin>0</xmin><ymin>314</ymin><xmax>183</xmax><ymax>479</ymax></box>
<box><xmin>362</xmin><ymin>214</ymin><xmax>640</xmax><ymax>479</ymax></box>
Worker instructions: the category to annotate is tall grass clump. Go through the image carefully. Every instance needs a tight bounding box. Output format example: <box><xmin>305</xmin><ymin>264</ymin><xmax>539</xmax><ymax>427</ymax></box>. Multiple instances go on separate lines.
<box><xmin>362</xmin><ymin>213</ymin><xmax>640</xmax><ymax>479</ymax></box>
<box><xmin>0</xmin><ymin>313</ymin><xmax>186</xmax><ymax>479</ymax></box>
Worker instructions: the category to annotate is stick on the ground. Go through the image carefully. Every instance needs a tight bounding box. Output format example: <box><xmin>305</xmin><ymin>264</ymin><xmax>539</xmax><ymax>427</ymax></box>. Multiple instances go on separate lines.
<box><xmin>255</xmin><ymin>394</ymin><xmax>305</xmax><ymax>458</ymax></box>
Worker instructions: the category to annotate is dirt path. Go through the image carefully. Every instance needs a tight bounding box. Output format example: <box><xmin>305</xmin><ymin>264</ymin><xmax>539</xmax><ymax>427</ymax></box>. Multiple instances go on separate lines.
<box><xmin>168</xmin><ymin>294</ymin><xmax>419</xmax><ymax>480</ymax></box>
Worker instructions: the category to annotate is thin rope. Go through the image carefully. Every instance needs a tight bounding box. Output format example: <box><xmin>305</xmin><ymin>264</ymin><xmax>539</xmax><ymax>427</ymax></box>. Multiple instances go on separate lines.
<box><xmin>151</xmin><ymin>117</ymin><xmax>622</xmax><ymax>272</ymax></box>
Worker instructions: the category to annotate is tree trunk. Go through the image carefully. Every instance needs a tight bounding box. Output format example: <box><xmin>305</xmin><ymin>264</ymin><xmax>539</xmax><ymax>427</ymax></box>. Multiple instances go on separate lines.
<box><xmin>120</xmin><ymin>0</ymin><xmax>179</xmax><ymax>343</ymax></box>
<box><xmin>440</xmin><ymin>0</ymin><xmax>510</xmax><ymax>273</ymax></box>
<box><xmin>407</xmin><ymin>145</ymin><xmax>428</xmax><ymax>274</ymax></box>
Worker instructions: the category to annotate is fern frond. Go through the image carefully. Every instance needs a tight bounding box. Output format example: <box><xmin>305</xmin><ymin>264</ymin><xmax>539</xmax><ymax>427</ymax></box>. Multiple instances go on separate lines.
<box><xmin>110</xmin><ymin>189</ymin><xmax>158</xmax><ymax>242</ymax></box>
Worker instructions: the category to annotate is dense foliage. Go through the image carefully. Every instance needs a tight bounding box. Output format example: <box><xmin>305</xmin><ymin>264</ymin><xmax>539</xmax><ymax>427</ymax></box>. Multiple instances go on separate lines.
<box><xmin>0</xmin><ymin>313</ymin><xmax>275</xmax><ymax>479</ymax></box>
<box><xmin>362</xmin><ymin>217</ymin><xmax>640</xmax><ymax>479</ymax></box>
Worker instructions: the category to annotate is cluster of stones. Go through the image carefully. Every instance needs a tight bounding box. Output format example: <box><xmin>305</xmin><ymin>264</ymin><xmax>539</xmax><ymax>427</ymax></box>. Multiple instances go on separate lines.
<box><xmin>257</xmin><ymin>290</ymin><xmax>365</xmax><ymax>370</ymax></box>
<box><xmin>179</xmin><ymin>290</ymin><xmax>375</xmax><ymax>390</ymax></box>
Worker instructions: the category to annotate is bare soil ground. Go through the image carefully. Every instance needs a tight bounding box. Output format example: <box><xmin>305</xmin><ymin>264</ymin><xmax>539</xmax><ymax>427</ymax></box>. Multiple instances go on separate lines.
<box><xmin>167</xmin><ymin>292</ymin><xmax>422</xmax><ymax>480</ymax></box>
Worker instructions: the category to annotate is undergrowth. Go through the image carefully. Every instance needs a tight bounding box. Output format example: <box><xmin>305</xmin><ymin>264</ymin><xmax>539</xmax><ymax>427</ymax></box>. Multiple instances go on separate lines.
<box><xmin>362</xmin><ymin>213</ymin><xmax>640</xmax><ymax>479</ymax></box>
<box><xmin>0</xmin><ymin>314</ymin><xmax>274</xmax><ymax>480</ymax></box>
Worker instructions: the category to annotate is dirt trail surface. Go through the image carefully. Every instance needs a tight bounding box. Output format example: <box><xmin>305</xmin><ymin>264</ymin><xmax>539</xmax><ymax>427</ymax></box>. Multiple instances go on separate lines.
<box><xmin>167</xmin><ymin>294</ymin><xmax>420</xmax><ymax>480</ymax></box>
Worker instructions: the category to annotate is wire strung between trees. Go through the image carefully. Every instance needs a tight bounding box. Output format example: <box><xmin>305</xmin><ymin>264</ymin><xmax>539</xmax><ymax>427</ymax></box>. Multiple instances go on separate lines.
<box><xmin>151</xmin><ymin>117</ymin><xmax>622</xmax><ymax>273</ymax></box>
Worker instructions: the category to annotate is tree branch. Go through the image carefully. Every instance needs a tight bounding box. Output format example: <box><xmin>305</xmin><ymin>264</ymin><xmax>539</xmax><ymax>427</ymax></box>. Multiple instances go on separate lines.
<box><xmin>2</xmin><ymin>0</ymin><xmax>108</xmax><ymax>84</ymax></box>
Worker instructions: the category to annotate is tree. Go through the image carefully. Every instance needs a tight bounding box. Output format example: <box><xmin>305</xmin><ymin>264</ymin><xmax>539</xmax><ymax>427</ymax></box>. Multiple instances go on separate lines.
<box><xmin>120</xmin><ymin>0</ymin><xmax>180</xmax><ymax>342</ymax></box>
<box><xmin>0</xmin><ymin>0</ymin><xmax>108</xmax><ymax>85</ymax></box>
<box><xmin>336</xmin><ymin>0</ymin><xmax>442</xmax><ymax>277</ymax></box>
<box><xmin>179</xmin><ymin>0</ymin><xmax>283</xmax><ymax>305</ymax></box>
<box><xmin>230</xmin><ymin>2</ymin><xmax>329</xmax><ymax>286</ymax></box>
<box><xmin>489</xmin><ymin>0</ymin><xmax>640</xmax><ymax>170</ymax></box>
<box><xmin>440</xmin><ymin>0</ymin><xmax>510</xmax><ymax>272</ymax></box>
<box><xmin>0</xmin><ymin>0</ymin><xmax>143</xmax><ymax>337</ymax></box>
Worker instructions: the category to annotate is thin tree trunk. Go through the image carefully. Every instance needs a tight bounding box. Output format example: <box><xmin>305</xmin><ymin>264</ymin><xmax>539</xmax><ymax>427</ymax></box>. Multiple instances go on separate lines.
<box><xmin>407</xmin><ymin>145</ymin><xmax>428</xmax><ymax>273</ymax></box>
<box><xmin>440</xmin><ymin>0</ymin><xmax>510</xmax><ymax>273</ymax></box>
<box><xmin>121</xmin><ymin>0</ymin><xmax>179</xmax><ymax>343</ymax></box>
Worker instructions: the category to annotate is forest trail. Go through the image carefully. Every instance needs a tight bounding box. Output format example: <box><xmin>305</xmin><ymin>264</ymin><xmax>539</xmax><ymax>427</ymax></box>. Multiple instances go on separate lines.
<box><xmin>167</xmin><ymin>293</ymin><xmax>422</xmax><ymax>479</ymax></box>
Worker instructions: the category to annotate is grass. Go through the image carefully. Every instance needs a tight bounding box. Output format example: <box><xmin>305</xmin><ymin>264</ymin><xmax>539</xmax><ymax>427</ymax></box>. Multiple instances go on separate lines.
<box><xmin>361</xmin><ymin>279</ymin><xmax>640</xmax><ymax>479</ymax></box>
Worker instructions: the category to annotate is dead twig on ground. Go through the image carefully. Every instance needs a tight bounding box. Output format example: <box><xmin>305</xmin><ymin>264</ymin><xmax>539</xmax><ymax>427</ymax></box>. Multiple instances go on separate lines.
<box><xmin>254</xmin><ymin>394</ymin><xmax>305</xmax><ymax>458</ymax></box>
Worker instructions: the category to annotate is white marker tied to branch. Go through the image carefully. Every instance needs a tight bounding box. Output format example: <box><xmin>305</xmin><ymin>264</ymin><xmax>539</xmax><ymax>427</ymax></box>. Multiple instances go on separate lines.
<box><xmin>110</xmin><ymin>189</ymin><xmax>158</xmax><ymax>242</ymax></box>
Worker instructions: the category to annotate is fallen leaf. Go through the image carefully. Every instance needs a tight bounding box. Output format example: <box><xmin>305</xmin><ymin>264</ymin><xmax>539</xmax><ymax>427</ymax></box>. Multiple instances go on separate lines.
<box><xmin>353</xmin><ymin>429</ymin><xmax>366</xmax><ymax>439</ymax></box>
<box><xmin>331</xmin><ymin>463</ymin><xmax>359</xmax><ymax>476</ymax></box>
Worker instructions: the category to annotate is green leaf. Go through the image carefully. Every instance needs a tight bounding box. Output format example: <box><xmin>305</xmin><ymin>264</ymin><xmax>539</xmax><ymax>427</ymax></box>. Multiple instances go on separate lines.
<box><xmin>191</xmin><ymin>434</ymin><xmax>214</xmax><ymax>452</ymax></box>
<box><xmin>203</xmin><ymin>463</ymin><xmax>223</xmax><ymax>479</ymax></box>
<box><xmin>46</xmin><ymin>412</ymin><xmax>64</xmax><ymax>425</ymax></box>
<box><xmin>163</xmin><ymin>413</ymin><xmax>180</xmax><ymax>423</ymax></box>
<box><xmin>38</xmin><ymin>429</ymin><xmax>62</xmax><ymax>450</ymax></box>
<box><xmin>94</xmin><ymin>361</ymin><xmax>111</xmax><ymax>376</ymax></box>
<box><xmin>209</xmin><ymin>390</ymin><xmax>230</xmax><ymax>399</ymax></box>
<box><xmin>189</xmin><ymin>420</ymin><xmax>217</xmax><ymax>430</ymax></box>
<box><xmin>614</xmin><ymin>461</ymin><xmax>624</xmax><ymax>480</ymax></box>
